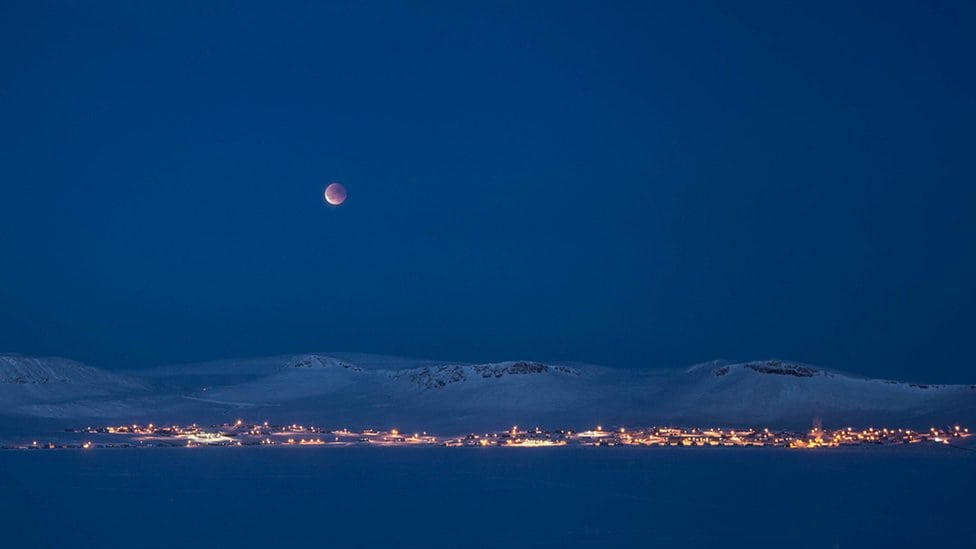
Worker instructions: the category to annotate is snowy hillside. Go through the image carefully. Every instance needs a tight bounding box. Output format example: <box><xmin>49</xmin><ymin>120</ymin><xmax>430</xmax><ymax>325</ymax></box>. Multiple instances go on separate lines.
<box><xmin>664</xmin><ymin>360</ymin><xmax>976</xmax><ymax>426</ymax></box>
<box><xmin>1</xmin><ymin>353</ymin><xmax>974</xmax><ymax>431</ymax></box>
<box><xmin>0</xmin><ymin>354</ymin><xmax>150</xmax><ymax>419</ymax></box>
<box><xmin>0</xmin><ymin>354</ymin><xmax>146</xmax><ymax>396</ymax></box>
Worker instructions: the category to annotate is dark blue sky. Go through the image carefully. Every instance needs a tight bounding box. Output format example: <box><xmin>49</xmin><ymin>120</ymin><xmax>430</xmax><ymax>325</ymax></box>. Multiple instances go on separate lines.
<box><xmin>1</xmin><ymin>2</ymin><xmax>974</xmax><ymax>381</ymax></box>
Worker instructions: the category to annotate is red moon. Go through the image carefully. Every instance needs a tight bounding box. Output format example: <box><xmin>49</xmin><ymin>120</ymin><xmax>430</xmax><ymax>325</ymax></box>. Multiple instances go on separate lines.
<box><xmin>324</xmin><ymin>183</ymin><xmax>347</xmax><ymax>206</ymax></box>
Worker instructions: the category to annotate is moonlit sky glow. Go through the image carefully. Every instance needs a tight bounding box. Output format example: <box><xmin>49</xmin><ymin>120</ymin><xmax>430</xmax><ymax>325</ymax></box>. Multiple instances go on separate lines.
<box><xmin>0</xmin><ymin>2</ymin><xmax>974</xmax><ymax>382</ymax></box>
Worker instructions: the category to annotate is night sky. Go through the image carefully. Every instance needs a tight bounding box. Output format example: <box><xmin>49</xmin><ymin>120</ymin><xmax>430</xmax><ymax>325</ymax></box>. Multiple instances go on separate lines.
<box><xmin>1</xmin><ymin>2</ymin><xmax>974</xmax><ymax>382</ymax></box>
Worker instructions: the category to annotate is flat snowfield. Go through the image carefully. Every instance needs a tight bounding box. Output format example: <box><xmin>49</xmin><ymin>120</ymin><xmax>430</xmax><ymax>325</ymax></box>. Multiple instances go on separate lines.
<box><xmin>1</xmin><ymin>446</ymin><xmax>973</xmax><ymax>548</ymax></box>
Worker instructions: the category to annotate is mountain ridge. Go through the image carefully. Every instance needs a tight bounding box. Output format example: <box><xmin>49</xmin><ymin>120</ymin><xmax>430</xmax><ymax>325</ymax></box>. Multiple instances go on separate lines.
<box><xmin>1</xmin><ymin>353</ymin><xmax>973</xmax><ymax>431</ymax></box>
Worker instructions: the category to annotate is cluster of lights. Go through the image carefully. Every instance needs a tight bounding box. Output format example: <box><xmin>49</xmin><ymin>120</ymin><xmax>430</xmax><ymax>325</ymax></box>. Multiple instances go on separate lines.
<box><xmin>8</xmin><ymin>421</ymin><xmax>969</xmax><ymax>451</ymax></box>
<box><xmin>426</xmin><ymin>424</ymin><xmax>972</xmax><ymax>449</ymax></box>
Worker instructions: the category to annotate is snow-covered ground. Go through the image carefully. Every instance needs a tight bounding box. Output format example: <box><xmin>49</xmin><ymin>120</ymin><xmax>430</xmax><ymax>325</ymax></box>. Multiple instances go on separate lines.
<box><xmin>0</xmin><ymin>445</ymin><xmax>973</xmax><ymax>548</ymax></box>
<box><xmin>1</xmin><ymin>353</ymin><xmax>974</xmax><ymax>434</ymax></box>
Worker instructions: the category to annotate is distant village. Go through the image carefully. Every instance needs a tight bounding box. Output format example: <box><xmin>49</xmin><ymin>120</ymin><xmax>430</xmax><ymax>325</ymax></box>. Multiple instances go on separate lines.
<box><xmin>1</xmin><ymin>420</ymin><xmax>969</xmax><ymax>451</ymax></box>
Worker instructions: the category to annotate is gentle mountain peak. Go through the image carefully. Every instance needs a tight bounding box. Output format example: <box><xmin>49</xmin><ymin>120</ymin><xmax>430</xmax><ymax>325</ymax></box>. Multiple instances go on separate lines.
<box><xmin>685</xmin><ymin>359</ymin><xmax>826</xmax><ymax>379</ymax></box>
<box><xmin>284</xmin><ymin>354</ymin><xmax>362</xmax><ymax>372</ymax></box>
<box><xmin>735</xmin><ymin>360</ymin><xmax>824</xmax><ymax>378</ymax></box>
<box><xmin>0</xmin><ymin>354</ymin><xmax>146</xmax><ymax>392</ymax></box>
<box><xmin>398</xmin><ymin>360</ymin><xmax>581</xmax><ymax>390</ymax></box>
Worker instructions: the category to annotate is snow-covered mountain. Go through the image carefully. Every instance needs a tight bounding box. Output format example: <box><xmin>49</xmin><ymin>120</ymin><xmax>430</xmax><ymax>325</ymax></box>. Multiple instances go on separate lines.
<box><xmin>1</xmin><ymin>353</ymin><xmax>973</xmax><ymax>431</ymax></box>
<box><xmin>665</xmin><ymin>359</ymin><xmax>976</xmax><ymax>427</ymax></box>
<box><xmin>0</xmin><ymin>354</ymin><xmax>146</xmax><ymax>399</ymax></box>
<box><xmin>0</xmin><ymin>354</ymin><xmax>152</xmax><ymax>420</ymax></box>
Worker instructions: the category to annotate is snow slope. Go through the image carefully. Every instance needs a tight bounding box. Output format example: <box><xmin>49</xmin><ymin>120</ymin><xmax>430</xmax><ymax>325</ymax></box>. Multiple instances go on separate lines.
<box><xmin>0</xmin><ymin>354</ymin><xmax>153</xmax><ymax>420</ymax></box>
<box><xmin>663</xmin><ymin>360</ymin><xmax>976</xmax><ymax>427</ymax></box>
<box><xmin>0</xmin><ymin>354</ymin><xmax>147</xmax><ymax>403</ymax></box>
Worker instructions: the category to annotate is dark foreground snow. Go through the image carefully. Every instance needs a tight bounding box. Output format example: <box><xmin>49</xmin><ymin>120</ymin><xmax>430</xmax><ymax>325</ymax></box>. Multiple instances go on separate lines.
<box><xmin>1</xmin><ymin>445</ymin><xmax>973</xmax><ymax>548</ymax></box>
